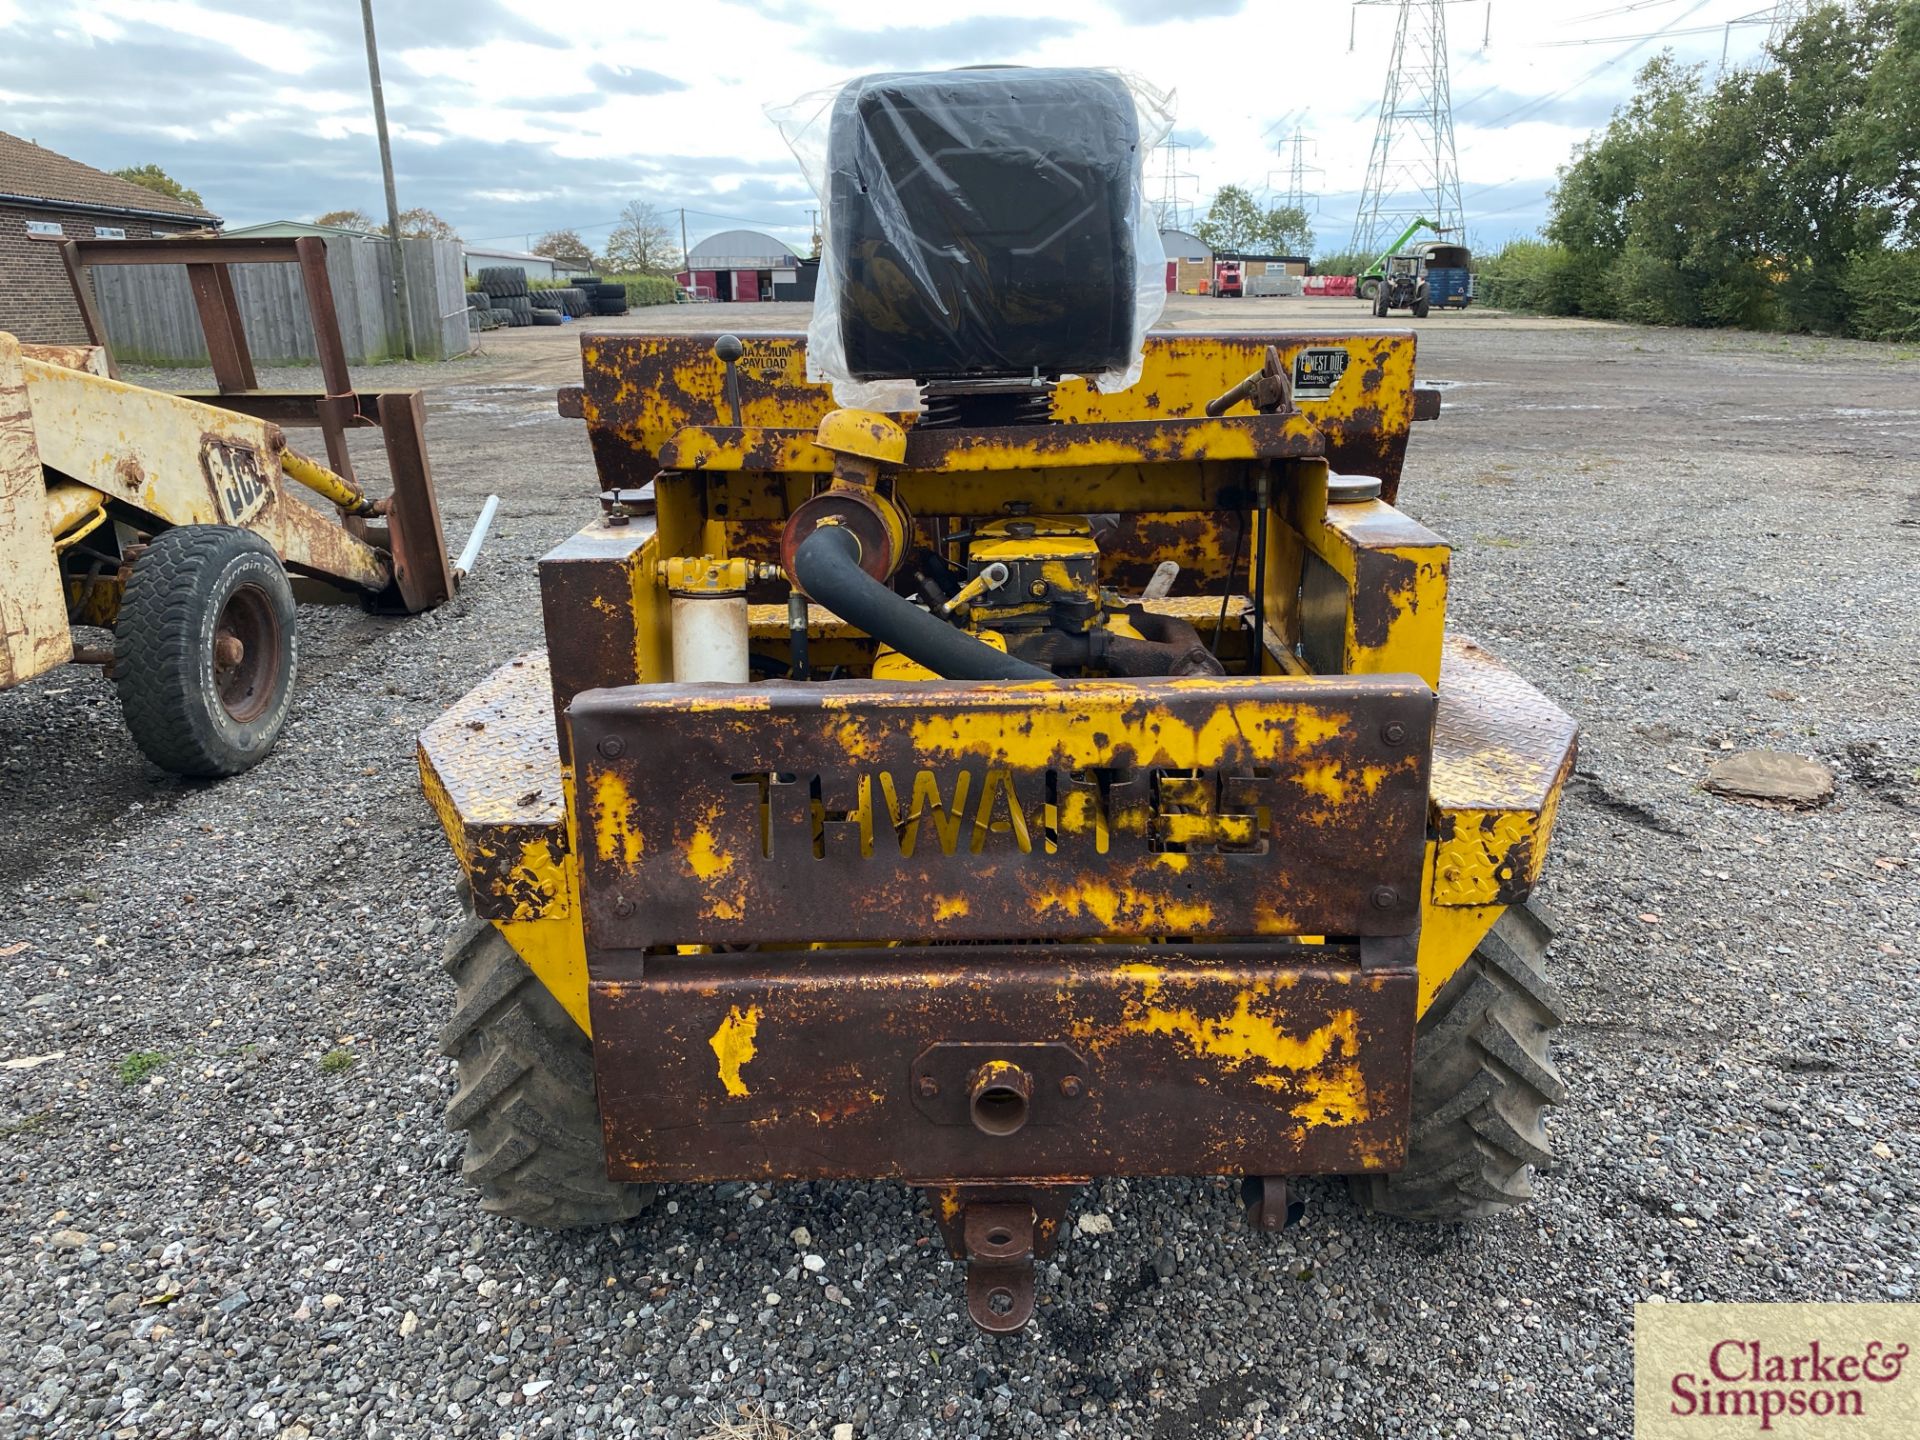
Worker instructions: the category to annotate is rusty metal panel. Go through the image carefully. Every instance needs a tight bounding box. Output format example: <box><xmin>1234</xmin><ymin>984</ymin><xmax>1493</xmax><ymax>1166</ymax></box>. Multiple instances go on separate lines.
<box><xmin>570</xmin><ymin>675</ymin><xmax>1432</xmax><ymax>949</ymax></box>
<box><xmin>17</xmin><ymin>343</ymin><xmax>109</xmax><ymax>376</ymax></box>
<box><xmin>0</xmin><ymin>333</ymin><xmax>73</xmax><ymax>688</ymax></box>
<box><xmin>1430</xmin><ymin>634</ymin><xmax>1578</xmax><ymax>906</ymax></box>
<box><xmin>538</xmin><ymin>520</ymin><xmax>661</xmax><ymax>762</ymax></box>
<box><xmin>377</xmin><ymin>390</ymin><xmax>455</xmax><ymax>613</ymax></box>
<box><xmin>589</xmin><ymin>944</ymin><xmax>1415</xmax><ymax>1182</ymax></box>
<box><xmin>417</xmin><ymin>649</ymin><xmax>570</xmax><ymax>923</ymax></box>
<box><xmin>576</xmin><ymin>331</ymin><xmax>1420</xmax><ymax>496</ymax></box>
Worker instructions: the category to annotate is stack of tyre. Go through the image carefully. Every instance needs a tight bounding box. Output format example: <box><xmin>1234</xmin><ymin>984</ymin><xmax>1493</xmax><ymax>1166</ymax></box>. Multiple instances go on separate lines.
<box><xmin>476</xmin><ymin>267</ymin><xmax>533</xmax><ymax>328</ymax></box>
<box><xmin>529</xmin><ymin>287</ymin><xmax>587</xmax><ymax>323</ymax></box>
<box><xmin>465</xmin><ymin>290</ymin><xmax>500</xmax><ymax>331</ymax></box>
<box><xmin>586</xmin><ymin>280</ymin><xmax>629</xmax><ymax>317</ymax></box>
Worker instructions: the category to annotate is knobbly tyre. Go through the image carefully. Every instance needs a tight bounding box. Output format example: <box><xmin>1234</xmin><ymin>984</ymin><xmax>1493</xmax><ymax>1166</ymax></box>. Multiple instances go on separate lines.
<box><xmin>419</xmin><ymin>66</ymin><xmax>1575</xmax><ymax>1333</ymax></box>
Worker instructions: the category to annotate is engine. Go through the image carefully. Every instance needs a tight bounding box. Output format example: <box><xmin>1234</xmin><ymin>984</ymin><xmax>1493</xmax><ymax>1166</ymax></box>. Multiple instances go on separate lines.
<box><xmin>872</xmin><ymin>516</ymin><xmax>1225</xmax><ymax>682</ymax></box>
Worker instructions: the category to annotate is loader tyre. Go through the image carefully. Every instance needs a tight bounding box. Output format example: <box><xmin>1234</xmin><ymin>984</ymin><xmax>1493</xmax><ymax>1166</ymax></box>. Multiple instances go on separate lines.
<box><xmin>1353</xmin><ymin>901</ymin><xmax>1565</xmax><ymax>1221</ymax></box>
<box><xmin>113</xmin><ymin>525</ymin><xmax>296</xmax><ymax>777</ymax></box>
<box><xmin>440</xmin><ymin>917</ymin><xmax>654</xmax><ymax>1228</ymax></box>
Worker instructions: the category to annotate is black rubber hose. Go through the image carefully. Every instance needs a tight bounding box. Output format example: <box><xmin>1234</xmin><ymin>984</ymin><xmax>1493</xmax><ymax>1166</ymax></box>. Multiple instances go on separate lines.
<box><xmin>792</xmin><ymin>526</ymin><xmax>1054</xmax><ymax>682</ymax></box>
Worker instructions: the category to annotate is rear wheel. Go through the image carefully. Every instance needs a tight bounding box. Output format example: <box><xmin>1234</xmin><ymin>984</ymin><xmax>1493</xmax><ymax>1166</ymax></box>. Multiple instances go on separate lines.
<box><xmin>1372</xmin><ymin>287</ymin><xmax>1390</xmax><ymax>318</ymax></box>
<box><xmin>1358</xmin><ymin>277</ymin><xmax>1380</xmax><ymax>301</ymax></box>
<box><xmin>113</xmin><ymin>525</ymin><xmax>296</xmax><ymax>777</ymax></box>
<box><xmin>441</xmin><ymin>916</ymin><xmax>654</xmax><ymax>1227</ymax></box>
<box><xmin>1353</xmin><ymin>902</ymin><xmax>1565</xmax><ymax>1220</ymax></box>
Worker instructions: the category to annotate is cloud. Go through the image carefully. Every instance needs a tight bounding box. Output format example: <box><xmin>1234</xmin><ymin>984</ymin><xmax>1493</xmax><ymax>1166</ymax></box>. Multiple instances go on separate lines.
<box><xmin>1105</xmin><ymin>0</ymin><xmax>1244</xmax><ymax>19</ymax></box>
<box><xmin>806</xmin><ymin>15</ymin><xmax>1079</xmax><ymax>68</ymax></box>
<box><xmin>191</xmin><ymin>0</ymin><xmax>567</xmax><ymax>51</ymax></box>
<box><xmin>495</xmin><ymin>92</ymin><xmax>607</xmax><ymax>114</ymax></box>
<box><xmin>585</xmin><ymin>64</ymin><xmax>686</xmax><ymax>96</ymax></box>
<box><xmin>1169</xmin><ymin>127</ymin><xmax>1212</xmax><ymax>151</ymax></box>
<box><xmin>1455</xmin><ymin>88</ymin><xmax>1623</xmax><ymax>132</ymax></box>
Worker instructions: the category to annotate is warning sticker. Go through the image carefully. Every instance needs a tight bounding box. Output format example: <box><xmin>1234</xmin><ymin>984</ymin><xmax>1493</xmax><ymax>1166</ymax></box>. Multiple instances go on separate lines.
<box><xmin>1292</xmin><ymin>348</ymin><xmax>1350</xmax><ymax>399</ymax></box>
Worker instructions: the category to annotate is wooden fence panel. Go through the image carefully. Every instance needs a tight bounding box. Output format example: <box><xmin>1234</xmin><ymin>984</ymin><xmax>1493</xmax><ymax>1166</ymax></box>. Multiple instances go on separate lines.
<box><xmin>89</xmin><ymin>235</ymin><xmax>473</xmax><ymax>368</ymax></box>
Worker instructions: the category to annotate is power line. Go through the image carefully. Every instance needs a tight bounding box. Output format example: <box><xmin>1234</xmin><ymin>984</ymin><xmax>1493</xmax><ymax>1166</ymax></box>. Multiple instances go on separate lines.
<box><xmin>1542</xmin><ymin>22</ymin><xmax>1735</xmax><ymax>44</ymax></box>
<box><xmin>1470</xmin><ymin>0</ymin><xmax>1714</xmax><ymax>130</ymax></box>
<box><xmin>1567</xmin><ymin>0</ymin><xmax>1693</xmax><ymax>21</ymax></box>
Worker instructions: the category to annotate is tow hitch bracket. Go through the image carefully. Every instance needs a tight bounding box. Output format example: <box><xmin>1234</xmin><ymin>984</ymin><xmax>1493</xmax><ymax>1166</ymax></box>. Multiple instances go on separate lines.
<box><xmin>963</xmin><ymin>1203</ymin><xmax>1038</xmax><ymax>1333</ymax></box>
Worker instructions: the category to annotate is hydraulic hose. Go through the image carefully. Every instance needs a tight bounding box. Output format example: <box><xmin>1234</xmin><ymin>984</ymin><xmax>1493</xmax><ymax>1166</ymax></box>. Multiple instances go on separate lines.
<box><xmin>792</xmin><ymin>525</ymin><xmax>1054</xmax><ymax>682</ymax></box>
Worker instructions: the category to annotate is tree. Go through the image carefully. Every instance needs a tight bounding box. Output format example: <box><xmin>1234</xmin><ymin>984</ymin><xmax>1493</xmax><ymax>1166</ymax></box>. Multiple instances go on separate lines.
<box><xmin>1261</xmin><ymin>202</ymin><xmax>1314</xmax><ymax>257</ymax></box>
<box><xmin>314</xmin><ymin>208</ymin><xmax>378</xmax><ymax>232</ymax></box>
<box><xmin>602</xmin><ymin>201</ymin><xmax>681</xmax><ymax>275</ymax></box>
<box><xmin>312</xmin><ymin>207</ymin><xmax>460</xmax><ymax>240</ymax></box>
<box><xmin>1194</xmin><ymin>185</ymin><xmax>1265</xmax><ymax>251</ymax></box>
<box><xmin>1194</xmin><ymin>186</ymin><xmax>1314</xmax><ymax>254</ymax></box>
<box><xmin>388</xmin><ymin>207</ymin><xmax>461</xmax><ymax>242</ymax></box>
<box><xmin>113</xmin><ymin>164</ymin><xmax>203</xmax><ymax>209</ymax></box>
<box><xmin>533</xmin><ymin>228</ymin><xmax>594</xmax><ymax>265</ymax></box>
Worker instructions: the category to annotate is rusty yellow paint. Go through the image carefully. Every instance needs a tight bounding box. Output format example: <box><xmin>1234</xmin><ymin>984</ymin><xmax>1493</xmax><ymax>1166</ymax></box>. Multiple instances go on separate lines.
<box><xmin>906</xmin><ymin>691</ymin><xmax>1353</xmax><ymax>772</ymax></box>
<box><xmin>686</xmin><ymin>816</ymin><xmax>735</xmax><ymax>880</ymax></box>
<box><xmin>932</xmin><ymin>896</ymin><xmax>970</xmax><ymax>921</ymax></box>
<box><xmin>1116</xmin><ymin>980</ymin><xmax>1366</xmax><ymax>1113</ymax></box>
<box><xmin>708</xmin><ymin>1005</ymin><xmax>762</xmax><ymax>1097</ymax></box>
<box><xmin>1415</xmin><ymin>842</ymin><xmax>1503</xmax><ymax>1014</ymax></box>
<box><xmin>665</xmin><ymin>426</ymin><xmax>832</xmax><ymax>473</ymax></box>
<box><xmin>589</xmin><ymin>771</ymin><xmax>644</xmax><ymax>864</ymax></box>
<box><xmin>1297</xmin><ymin>497</ymin><xmax>1450</xmax><ymax>691</ymax></box>
<box><xmin>497</xmin><ymin>914</ymin><xmax>593</xmax><ymax>1034</ymax></box>
<box><xmin>817</xmin><ymin>408</ymin><xmax>908</xmax><ymax>465</ymax></box>
<box><xmin>1032</xmin><ymin>882</ymin><xmax>1215</xmax><ymax>933</ymax></box>
<box><xmin>0</xmin><ymin>332</ymin><xmax>72</xmax><ymax>688</ymax></box>
<box><xmin>1053</xmin><ymin>332</ymin><xmax>1418</xmax><ymax>431</ymax></box>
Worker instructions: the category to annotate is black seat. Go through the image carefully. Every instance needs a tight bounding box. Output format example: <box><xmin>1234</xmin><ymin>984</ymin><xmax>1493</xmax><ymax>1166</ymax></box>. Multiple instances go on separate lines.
<box><xmin>826</xmin><ymin>67</ymin><xmax>1140</xmax><ymax>384</ymax></box>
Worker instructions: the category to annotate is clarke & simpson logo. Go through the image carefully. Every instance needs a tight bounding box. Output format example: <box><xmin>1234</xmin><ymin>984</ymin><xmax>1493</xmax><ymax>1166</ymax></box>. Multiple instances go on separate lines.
<box><xmin>1636</xmin><ymin>1305</ymin><xmax>1920</xmax><ymax>1438</ymax></box>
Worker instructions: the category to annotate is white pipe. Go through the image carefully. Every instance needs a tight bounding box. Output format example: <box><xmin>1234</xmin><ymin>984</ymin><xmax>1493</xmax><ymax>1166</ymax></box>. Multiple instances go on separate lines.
<box><xmin>452</xmin><ymin>494</ymin><xmax>500</xmax><ymax>581</ymax></box>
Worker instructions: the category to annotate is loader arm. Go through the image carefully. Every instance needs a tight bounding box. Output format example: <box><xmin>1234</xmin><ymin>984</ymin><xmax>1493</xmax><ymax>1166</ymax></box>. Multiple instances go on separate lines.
<box><xmin>20</xmin><ymin>354</ymin><xmax>391</xmax><ymax>594</ymax></box>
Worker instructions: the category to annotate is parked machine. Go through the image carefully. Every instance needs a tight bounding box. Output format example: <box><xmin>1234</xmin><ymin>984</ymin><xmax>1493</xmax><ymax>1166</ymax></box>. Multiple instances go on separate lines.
<box><xmin>1414</xmin><ymin>241</ymin><xmax>1475</xmax><ymax>310</ymax></box>
<box><xmin>1214</xmin><ymin>258</ymin><xmax>1244</xmax><ymax>297</ymax></box>
<box><xmin>0</xmin><ymin>334</ymin><xmax>461</xmax><ymax>775</ymax></box>
<box><xmin>1371</xmin><ymin>251</ymin><xmax>1432</xmax><ymax>317</ymax></box>
<box><xmin>2</xmin><ymin>235</ymin><xmax>485</xmax><ymax>776</ymax></box>
<box><xmin>420</xmin><ymin>67</ymin><xmax>1575</xmax><ymax>1334</ymax></box>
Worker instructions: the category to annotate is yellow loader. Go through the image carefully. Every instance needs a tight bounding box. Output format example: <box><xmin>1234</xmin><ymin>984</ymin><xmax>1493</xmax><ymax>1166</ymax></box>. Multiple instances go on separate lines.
<box><xmin>419</xmin><ymin>66</ymin><xmax>1575</xmax><ymax>1332</ymax></box>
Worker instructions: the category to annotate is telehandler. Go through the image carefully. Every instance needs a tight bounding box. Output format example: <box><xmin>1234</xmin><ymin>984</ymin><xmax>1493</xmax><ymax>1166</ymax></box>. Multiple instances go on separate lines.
<box><xmin>1</xmin><ymin>331</ymin><xmax>462</xmax><ymax>775</ymax></box>
<box><xmin>4</xmin><ymin>233</ymin><xmax>479</xmax><ymax>777</ymax></box>
<box><xmin>420</xmin><ymin>67</ymin><xmax>1575</xmax><ymax>1333</ymax></box>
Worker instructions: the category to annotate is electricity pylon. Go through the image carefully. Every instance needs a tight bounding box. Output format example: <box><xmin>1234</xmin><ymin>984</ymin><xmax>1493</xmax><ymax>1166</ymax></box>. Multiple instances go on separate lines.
<box><xmin>1150</xmin><ymin>140</ymin><xmax>1198</xmax><ymax>232</ymax></box>
<box><xmin>1765</xmin><ymin>0</ymin><xmax>1811</xmax><ymax>53</ymax></box>
<box><xmin>1278</xmin><ymin>127</ymin><xmax>1322</xmax><ymax>215</ymax></box>
<box><xmin>1347</xmin><ymin>0</ymin><xmax>1466</xmax><ymax>259</ymax></box>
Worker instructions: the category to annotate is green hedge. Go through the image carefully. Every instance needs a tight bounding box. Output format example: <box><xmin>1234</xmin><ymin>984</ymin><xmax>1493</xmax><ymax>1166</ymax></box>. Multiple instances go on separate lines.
<box><xmin>1474</xmin><ymin>238</ymin><xmax>1920</xmax><ymax>342</ymax></box>
<box><xmin>1840</xmin><ymin>249</ymin><xmax>1920</xmax><ymax>342</ymax></box>
<box><xmin>597</xmin><ymin>273</ymin><xmax>678</xmax><ymax>306</ymax></box>
<box><xmin>1473</xmin><ymin>240</ymin><xmax>1587</xmax><ymax>315</ymax></box>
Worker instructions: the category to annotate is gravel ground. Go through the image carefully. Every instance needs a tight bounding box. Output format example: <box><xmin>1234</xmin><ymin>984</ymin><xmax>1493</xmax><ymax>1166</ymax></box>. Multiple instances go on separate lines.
<box><xmin>2</xmin><ymin>305</ymin><xmax>1916</xmax><ymax>1439</ymax></box>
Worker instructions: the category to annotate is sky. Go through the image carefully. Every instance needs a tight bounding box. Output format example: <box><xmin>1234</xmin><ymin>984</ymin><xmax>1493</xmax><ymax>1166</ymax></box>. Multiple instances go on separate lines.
<box><xmin>0</xmin><ymin>0</ymin><xmax>1784</xmax><ymax>261</ymax></box>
